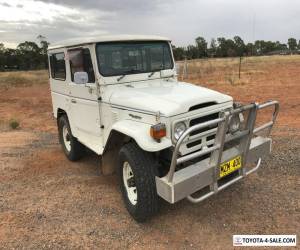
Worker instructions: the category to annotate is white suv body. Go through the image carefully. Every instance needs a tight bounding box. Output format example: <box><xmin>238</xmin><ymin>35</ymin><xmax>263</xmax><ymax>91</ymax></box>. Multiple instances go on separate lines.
<box><xmin>48</xmin><ymin>35</ymin><xmax>279</xmax><ymax>221</ymax></box>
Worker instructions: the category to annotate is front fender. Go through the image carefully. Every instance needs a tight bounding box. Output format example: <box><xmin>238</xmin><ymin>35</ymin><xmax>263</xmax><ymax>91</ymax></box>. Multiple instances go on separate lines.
<box><xmin>111</xmin><ymin>120</ymin><xmax>172</xmax><ymax>152</ymax></box>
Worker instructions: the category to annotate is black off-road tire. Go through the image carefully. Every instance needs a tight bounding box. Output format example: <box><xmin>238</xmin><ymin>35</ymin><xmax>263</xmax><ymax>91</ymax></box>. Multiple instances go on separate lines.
<box><xmin>58</xmin><ymin>115</ymin><xmax>85</xmax><ymax>161</ymax></box>
<box><xmin>118</xmin><ymin>142</ymin><xmax>160</xmax><ymax>222</ymax></box>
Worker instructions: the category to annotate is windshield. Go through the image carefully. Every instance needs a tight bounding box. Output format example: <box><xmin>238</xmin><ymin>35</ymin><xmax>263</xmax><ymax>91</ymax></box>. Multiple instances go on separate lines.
<box><xmin>96</xmin><ymin>41</ymin><xmax>173</xmax><ymax>77</ymax></box>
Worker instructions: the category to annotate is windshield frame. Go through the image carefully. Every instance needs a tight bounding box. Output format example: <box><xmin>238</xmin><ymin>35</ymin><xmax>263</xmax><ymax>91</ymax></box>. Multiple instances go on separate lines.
<box><xmin>95</xmin><ymin>40</ymin><xmax>174</xmax><ymax>77</ymax></box>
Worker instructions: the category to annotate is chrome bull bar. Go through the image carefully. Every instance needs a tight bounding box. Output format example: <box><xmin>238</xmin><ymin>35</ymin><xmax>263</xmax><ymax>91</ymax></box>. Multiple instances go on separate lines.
<box><xmin>155</xmin><ymin>100</ymin><xmax>279</xmax><ymax>204</ymax></box>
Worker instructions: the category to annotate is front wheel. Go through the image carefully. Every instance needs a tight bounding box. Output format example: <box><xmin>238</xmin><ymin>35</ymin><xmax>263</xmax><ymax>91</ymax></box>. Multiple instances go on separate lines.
<box><xmin>118</xmin><ymin>142</ymin><xmax>160</xmax><ymax>222</ymax></box>
<box><xmin>58</xmin><ymin>115</ymin><xmax>85</xmax><ymax>161</ymax></box>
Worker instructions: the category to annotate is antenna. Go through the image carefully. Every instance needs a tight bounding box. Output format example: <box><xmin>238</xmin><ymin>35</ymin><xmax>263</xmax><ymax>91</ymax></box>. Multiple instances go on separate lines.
<box><xmin>252</xmin><ymin>13</ymin><xmax>256</xmax><ymax>55</ymax></box>
<box><xmin>252</xmin><ymin>13</ymin><xmax>256</xmax><ymax>41</ymax></box>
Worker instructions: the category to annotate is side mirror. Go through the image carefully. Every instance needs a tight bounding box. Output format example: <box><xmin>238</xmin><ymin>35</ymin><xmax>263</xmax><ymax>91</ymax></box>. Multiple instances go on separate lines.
<box><xmin>74</xmin><ymin>72</ymin><xmax>88</xmax><ymax>84</ymax></box>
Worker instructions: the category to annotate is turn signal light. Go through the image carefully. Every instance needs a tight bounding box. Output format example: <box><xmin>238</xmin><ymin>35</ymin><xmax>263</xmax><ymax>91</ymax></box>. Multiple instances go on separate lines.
<box><xmin>150</xmin><ymin>123</ymin><xmax>166</xmax><ymax>140</ymax></box>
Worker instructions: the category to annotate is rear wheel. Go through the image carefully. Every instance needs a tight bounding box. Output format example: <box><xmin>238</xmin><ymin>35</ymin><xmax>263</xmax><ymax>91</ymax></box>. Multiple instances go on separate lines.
<box><xmin>118</xmin><ymin>142</ymin><xmax>160</xmax><ymax>222</ymax></box>
<box><xmin>58</xmin><ymin>115</ymin><xmax>85</xmax><ymax>161</ymax></box>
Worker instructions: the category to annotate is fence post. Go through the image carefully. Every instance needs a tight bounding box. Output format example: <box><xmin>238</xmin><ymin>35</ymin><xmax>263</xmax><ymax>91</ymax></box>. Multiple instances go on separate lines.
<box><xmin>182</xmin><ymin>58</ymin><xmax>188</xmax><ymax>79</ymax></box>
<box><xmin>238</xmin><ymin>56</ymin><xmax>242</xmax><ymax>79</ymax></box>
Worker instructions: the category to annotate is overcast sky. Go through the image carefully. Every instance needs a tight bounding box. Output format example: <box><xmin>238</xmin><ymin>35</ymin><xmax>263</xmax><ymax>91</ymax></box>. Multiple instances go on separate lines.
<box><xmin>0</xmin><ymin>0</ymin><xmax>299</xmax><ymax>48</ymax></box>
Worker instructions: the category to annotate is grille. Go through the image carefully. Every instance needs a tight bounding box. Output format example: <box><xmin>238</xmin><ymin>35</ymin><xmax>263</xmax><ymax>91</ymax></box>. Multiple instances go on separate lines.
<box><xmin>178</xmin><ymin>112</ymin><xmax>221</xmax><ymax>155</ymax></box>
<box><xmin>189</xmin><ymin>113</ymin><xmax>219</xmax><ymax>136</ymax></box>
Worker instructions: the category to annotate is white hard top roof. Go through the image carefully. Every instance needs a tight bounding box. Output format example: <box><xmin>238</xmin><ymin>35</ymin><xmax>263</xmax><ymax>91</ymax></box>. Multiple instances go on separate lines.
<box><xmin>48</xmin><ymin>34</ymin><xmax>171</xmax><ymax>50</ymax></box>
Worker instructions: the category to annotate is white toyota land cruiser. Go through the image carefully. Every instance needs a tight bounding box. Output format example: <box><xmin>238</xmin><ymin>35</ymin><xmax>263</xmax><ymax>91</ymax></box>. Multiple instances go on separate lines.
<box><xmin>48</xmin><ymin>35</ymin><xmax>279</xmax><ymax>222</ymax></box>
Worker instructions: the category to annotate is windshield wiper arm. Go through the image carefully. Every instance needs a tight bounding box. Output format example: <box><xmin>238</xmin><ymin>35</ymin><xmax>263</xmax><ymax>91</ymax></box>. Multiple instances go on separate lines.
<box><xmin>148</xmin><ymin>67</ymin><xmax>163</xmax><ymax>78</ymax></box>
<box><xmin>117</xmin><ymin>69</ymin><xmax>142</xmax><ymax>81</ymax></box>
<box><xmin>148</xmin><ymin>71</ymin><xmax>157</xmax><ymax>78</ymax></box>
<box><xmin>117</xmin><ymin>74</ymin><xmax>126</xmax><ymax>81</ymax></box>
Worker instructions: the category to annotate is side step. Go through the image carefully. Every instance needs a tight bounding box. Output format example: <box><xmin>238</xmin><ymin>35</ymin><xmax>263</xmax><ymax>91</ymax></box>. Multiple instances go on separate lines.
<box><xmin>155</xmin><ymin>136</ymin><xmax>271</xmax><ymax>204</ymax></box>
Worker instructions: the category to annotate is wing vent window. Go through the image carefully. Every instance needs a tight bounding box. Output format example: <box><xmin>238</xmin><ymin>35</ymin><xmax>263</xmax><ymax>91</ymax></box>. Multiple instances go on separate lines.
<box><xmin>189</xmin><ymin>102</ymin><xmax>217</xmax><ymax>112</ymax></box>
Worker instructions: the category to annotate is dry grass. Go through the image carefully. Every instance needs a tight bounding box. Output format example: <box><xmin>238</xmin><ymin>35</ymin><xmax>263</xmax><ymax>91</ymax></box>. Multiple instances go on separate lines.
<box><xmin>177</xmin><ymin>54</ymin><xmax>300</xmax><ymax>132</ymax></box>
<box><xmin>177</xmin><ymin>55</ymin><xmax>300</xmax><ymax>86</ymax></box>
<box><xmin>0</xmin><ymin>70</ymin><xmax>48</xmax><ymax>131</ymax></box>
<box><xmin>0</xmin><ymin>70</ymin><xmax>48</xmax><ymax>88</ymax></box>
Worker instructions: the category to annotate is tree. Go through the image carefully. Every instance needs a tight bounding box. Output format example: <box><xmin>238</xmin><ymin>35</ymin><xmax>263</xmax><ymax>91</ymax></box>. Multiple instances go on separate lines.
<box><xmin>37</xmin><ymin>35</ymin><xmax>50</xmax><ymax>68</ymax></box>
<box><xmin>195</xmin><ymin>36</ymin><xmax>207</xmax><ymax>57</ymax></box>
<box><xmin>216</xmin><ymin>37</ymin><xmax>227</xmax><ymax>57</ymax></box>
<box><xmin>172</xmin><ymin>45</ymin><xmax>185</xmax><ymax>61</ymax></box>
<box><xmin>0</xmin><ymin>43</ymin><xmax>5</xmax><ymax>70</ymax></box>
<box><xmin>40</xmin><ymin>40</ymin><xmax>49</xmax><ymax>54</ymax></box>
<box><xmin>17</xmin><ymin>41</ymin><xmax>42</xmax><ymax>70</ymax></box>
<box><xmin>233</xmin><ymin>36</ymin><xmax>245</xmax><ymax>56</ymax></box>
<box><xmin>216</xmin><ymin>37</ymin><xmax>236</xmax><ymax>57</ymax></box>
<box><xmin>245</xmin><ymin>43</ymin><xmax>254</xmax><ymax>56</ymax></box>
<box><xmin>254</xmin><ymin>40</ymin><xmax>277</xmax><ymax>55</ymax></box>
<box><xmin>4</xmin><ymin>48</ymin><xmax>19</xmax><ymax>70</ymax></box>
<box><xmin>207</xmin><ymin>38</ymin><xmax>217</xmax><ymax>57</ymax></box>
<box><xmin>186</xmin><ymin>45</ymin><xmax>199</xmax><ymax>59</ymax></box>
<box><xmin>17</xmin><ymin>41</ymin><xmax>41</xmax><ymax>55</ymax></box>
<box><xmin>0</xmin><ymin>37</ymin><xmax>51</xmax><ymax>71</ymax></box>
<box><xmin>37</xmin><ymin>35</ymin><xmax>49</xmax><ymax>54</ymax></box>
<box><xmin>288</xmin><ymin>38</ymin><xmax>297</xmax><ymax>51</ymax></box>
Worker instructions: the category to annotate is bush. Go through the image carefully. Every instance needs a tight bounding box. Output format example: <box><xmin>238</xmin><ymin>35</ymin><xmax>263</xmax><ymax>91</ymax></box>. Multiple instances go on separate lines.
<box><xmin>9</xmin><ymin>119</ymin><xmax>19</xmax><ymax>129</ymax></box>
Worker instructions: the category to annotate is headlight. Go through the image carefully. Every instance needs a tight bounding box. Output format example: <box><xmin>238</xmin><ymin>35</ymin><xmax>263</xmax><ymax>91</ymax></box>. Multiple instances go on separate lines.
<box><xmin>229</xmin><ymin>114</ymin><xmax>241</xmax><ymax>133</ymax></box>
<box><xmin>174</xmin><ymin>122</ymin><xmax>187</xmax><ymax>140</ymax></box>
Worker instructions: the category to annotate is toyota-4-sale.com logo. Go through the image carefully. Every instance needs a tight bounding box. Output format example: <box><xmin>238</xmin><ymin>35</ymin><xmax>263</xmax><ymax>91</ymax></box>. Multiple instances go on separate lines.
<box><xmin>233</xmin><ymin>235</ymin><xmax>297</xmax><ymax>247</ymax></box>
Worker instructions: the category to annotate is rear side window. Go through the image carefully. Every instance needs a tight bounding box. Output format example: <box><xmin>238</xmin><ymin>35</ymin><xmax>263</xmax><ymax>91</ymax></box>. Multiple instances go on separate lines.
<box><xmin>49</xmin><ymin>53</ymin><xmax>66</xmax><ymax>80</ymax></box>
<box><xmin>68</xmin><ymin>48</ymin><xmax>95</xmax><ymax>83</ymax></box>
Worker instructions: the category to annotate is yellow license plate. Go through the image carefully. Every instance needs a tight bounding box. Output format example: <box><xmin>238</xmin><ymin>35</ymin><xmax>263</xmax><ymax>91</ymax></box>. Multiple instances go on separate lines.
<box><xmin>220</xmin><ymin>156</ymin><xmax>242</xmax><ymax>178</ymax></box>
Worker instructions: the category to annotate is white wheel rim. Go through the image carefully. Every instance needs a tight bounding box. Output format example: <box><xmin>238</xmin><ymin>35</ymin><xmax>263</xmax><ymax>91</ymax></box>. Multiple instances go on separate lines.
<box><xmin>123</xmin><ymin>162</ymin><xmax>137</xmax><ymax>205</ymax></box>
<box><xmin>62</xmin><ymin>125</ymin><xmax>71</xmax><ymax>152</ymax></box>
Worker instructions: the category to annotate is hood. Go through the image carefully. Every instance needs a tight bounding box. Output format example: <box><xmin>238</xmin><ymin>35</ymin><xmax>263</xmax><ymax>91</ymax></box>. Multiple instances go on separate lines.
<box><xmin>109</xmin><ymin>80</ymin><xmax>232</xmax><ymax>116</ymax></box>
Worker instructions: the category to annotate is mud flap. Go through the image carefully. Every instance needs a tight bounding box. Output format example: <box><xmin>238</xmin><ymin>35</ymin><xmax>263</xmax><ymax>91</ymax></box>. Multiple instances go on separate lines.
<box><xmin>101</xmin><ymin>148</ymin><xmax>118</xmax><ymax>175</ymax></box>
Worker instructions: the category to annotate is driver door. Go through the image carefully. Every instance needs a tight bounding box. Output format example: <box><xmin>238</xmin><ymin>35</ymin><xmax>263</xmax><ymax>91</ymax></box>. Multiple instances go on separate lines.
<box><xmin>67</xmin><ymin>47</ymin><xmax>102</xmax><ymax>154</ymax></box>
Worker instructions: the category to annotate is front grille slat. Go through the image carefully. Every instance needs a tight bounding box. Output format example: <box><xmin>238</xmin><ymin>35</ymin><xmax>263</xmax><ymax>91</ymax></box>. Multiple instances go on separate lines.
<box><xmin>186</xmin><ymin>139</ymin><xmax>202</xmax><ymax>148</ymax></box>
<box><xmin>179</xmin><ymin>112</ymin><xmax>220</xmax><ymax>155</ymax></box>
<box><xmin>189</xmin><ymin>113</ymin><xmax>219</xmax><ymax>136</ymax></box>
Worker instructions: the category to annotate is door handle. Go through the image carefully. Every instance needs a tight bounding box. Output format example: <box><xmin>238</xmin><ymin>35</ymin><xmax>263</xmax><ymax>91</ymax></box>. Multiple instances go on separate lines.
<box><xmin>71</xmin><ymin>99</ymin><xmax>77</xmax><ymax>103</ymax></box>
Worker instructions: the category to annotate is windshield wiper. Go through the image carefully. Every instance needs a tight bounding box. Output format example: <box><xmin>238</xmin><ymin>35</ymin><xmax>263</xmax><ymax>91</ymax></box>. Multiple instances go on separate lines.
<box><xmin>117</xmin><ymin>74</ymin><xmax>126</xmax><ymax>81</ymax></box>
<box><xmin>117</xmin><ymin>69</ymin><xmax>142</xmax><ymax>81</ymax></box>
<box><xmin>148</xmin><ymin>66</ymin><xmax>163</xmax><ymax>78</ymax></box>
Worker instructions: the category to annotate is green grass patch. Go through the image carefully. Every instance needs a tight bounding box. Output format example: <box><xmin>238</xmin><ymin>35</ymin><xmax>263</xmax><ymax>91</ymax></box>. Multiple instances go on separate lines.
<box><xmin>9</xmin><ymin>119</ymin><xmax>20</xmax><ymax>130</ymax></box>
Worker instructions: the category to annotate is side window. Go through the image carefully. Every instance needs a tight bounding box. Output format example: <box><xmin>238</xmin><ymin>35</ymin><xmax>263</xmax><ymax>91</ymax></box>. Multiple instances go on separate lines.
<box><xmin>68</xmin><ymin>48</ymin><xmax>95</xmax><ymax>83</ymax></box>
<box><xmin>49</xmin><ymin>53</ymin><xmax>66</xmax><ymax>80</ymax></box>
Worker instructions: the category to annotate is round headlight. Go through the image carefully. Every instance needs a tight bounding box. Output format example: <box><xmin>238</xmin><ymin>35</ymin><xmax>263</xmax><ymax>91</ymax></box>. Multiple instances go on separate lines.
<box><xmin>229</xmin><ymin>114</ymin><xmax>241</xmax><ymax>134</ymax></box>
<box><xmin>174</xmin><ymin>122</ymin><xmax>187</xmax><ymax>140</ymax></box>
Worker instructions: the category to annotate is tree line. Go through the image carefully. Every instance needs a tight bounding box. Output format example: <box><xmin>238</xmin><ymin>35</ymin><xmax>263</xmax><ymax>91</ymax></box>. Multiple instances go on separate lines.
<box><xmin>0</xmin><ymin>35</ymin><xmax>49</xmax><ymax>71</ymax></box>
<box><xmin>1</xmin><ymin>35</ymin><xmax>300</xmax><ymax>71</ymax></box>
<box><xmin>172</xmin><ymin>36</ymin><xmax>300</xmax><ymax>60</ymax></box>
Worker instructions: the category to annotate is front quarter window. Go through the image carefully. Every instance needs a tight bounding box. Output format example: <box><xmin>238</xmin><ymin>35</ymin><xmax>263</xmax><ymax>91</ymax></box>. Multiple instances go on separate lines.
<box><xmin>96</xmin><ymin>41</ymin><xmax>173</xmax><ymax>77</ymax></box>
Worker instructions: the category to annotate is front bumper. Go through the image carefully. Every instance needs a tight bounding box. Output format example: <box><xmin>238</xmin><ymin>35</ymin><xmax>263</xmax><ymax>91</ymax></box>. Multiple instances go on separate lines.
<box><xmin>155</xmin><ymin>101</ymin><xmax>279</xmax><ymax>204</ymax></box>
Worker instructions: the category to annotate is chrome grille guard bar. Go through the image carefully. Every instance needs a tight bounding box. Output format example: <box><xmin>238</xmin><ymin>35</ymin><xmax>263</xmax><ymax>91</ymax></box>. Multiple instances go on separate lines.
<box><xmin>166</xmin><ymin>100</ymin><xmax>279</xmax><ymax>184</ymax></box>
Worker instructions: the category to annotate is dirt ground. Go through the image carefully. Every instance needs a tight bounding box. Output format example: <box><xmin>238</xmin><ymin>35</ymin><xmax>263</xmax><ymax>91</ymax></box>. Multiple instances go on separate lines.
<box><xmin>0</xmin><ymin>56</ymin><xmax>299</xmax><ymax>249</ymax></box>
